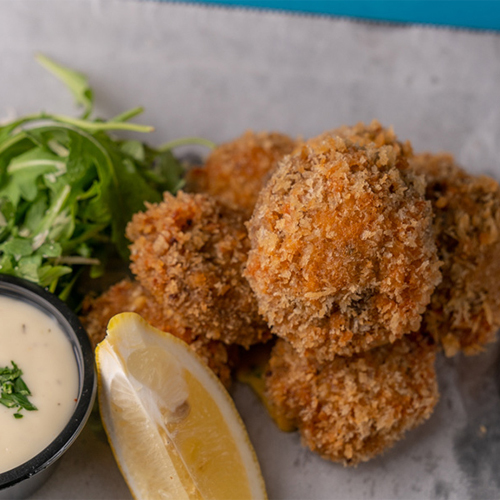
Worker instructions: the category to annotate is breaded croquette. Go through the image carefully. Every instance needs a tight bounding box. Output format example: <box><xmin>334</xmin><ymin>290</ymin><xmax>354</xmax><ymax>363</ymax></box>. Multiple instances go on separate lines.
<box><xmin>410</xmin><ymin>153</ymin><xmax>500</xmax><ymax>356</ymax></box>
<box><xmin>245</xmin><ymin>135</ymin><xmax>441</xmax><ymax>361</ymax></box>
<box><xmin>265</xmin><ymin>337</ymin><xmax>439</xmax><ymax>466</ymax></box>
<box><xmin>187</xmin><ymin>131</ymin><xmax>296</xmax><ymax>216</ymax></box>
<box><xmin>80</xmin><ymin>122</ymin><xmax>500</xmax><ymax>469</ymax></box>
<box><xmin>80</xmin><ymin>279</ymin><xmax>235</xmax><ymax>387</ymax></box>
<box><xmin>309</xmin><ymin>120</ymin><xmax>413</xmax><ymax>158</ymax></box>
<box><xmin>127</xmin><ymin>191</ymin><xmax>270</xmax><ymax>348</ymax></box>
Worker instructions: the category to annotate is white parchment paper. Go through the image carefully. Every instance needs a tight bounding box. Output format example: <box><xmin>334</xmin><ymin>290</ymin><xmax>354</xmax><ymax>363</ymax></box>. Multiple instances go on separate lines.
<box><xmin>1</xmin><ymin>1</ymin><xmax>500</xmax><ymax>498</ymax></box>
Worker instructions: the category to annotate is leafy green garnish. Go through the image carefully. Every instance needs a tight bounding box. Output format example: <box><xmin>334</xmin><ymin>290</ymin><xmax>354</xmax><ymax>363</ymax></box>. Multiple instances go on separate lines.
<box><xmin>0</xmin><ymin>361</ymin><xmax>38</xmax><ymax>418</ymax></box>
<box><xmin>0</xmin><ymin>55</ymin><xmax>199</xmax><ymax>301</ymax></box>
<box><xmin>36</xmin><ymin>54</ymin><xmax>94</xmax><ymax>119</ymax></box>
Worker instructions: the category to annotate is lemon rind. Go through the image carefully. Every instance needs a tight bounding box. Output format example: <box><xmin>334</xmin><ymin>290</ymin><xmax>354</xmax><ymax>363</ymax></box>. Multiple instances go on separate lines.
<box><xmin>97</xmin><ymin>312</ymin><xmax>268</xmax><ymax>500</ymax></box>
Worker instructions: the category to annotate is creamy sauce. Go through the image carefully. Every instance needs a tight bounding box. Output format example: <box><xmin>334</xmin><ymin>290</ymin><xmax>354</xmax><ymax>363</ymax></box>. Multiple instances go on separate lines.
<box><xmin>0</xmin><ymin>295</ymin><xmax>79</xmax><ymax>473</ymax></box>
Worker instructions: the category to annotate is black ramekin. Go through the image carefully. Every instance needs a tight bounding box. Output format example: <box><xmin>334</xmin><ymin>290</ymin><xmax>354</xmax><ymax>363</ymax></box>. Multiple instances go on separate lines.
<box><xmin>0</xmin><ymin>274</ymin><xmax>96</xmax><ymax>499</ymax></box>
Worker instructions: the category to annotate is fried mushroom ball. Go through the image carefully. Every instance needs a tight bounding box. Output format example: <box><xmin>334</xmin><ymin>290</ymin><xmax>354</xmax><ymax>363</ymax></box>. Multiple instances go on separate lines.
<box><xmin>80</xmin><ymin>279</ymin><xmax>235</xmax><ymax>387</ymax></box>
<box><xmin>309</xmin><ymin>120</ymin><xmax>413</xmax><ymax>159</ymax></box>
<box><xmin>126</xmin><ymin>191</ymin><xmax>269</xmax><ymax>348</ymax></box>
<box><xmin>410</xmin><ymin>153</ymin><xmax>500</xmax><ymax>356</ymax></box>
<box><xmin>186</xmin><ymin>131</ymin><xmax>296</xmax><ymax>216</ymax></box>
<box><xmin>265</xmin><ymin>336</ymin><xmax>439</xmax><ymax>466</ymax></box>
<box><xmin>245</xmin><ymin>135</ymin><xmax>441</xmax><ymax>361</ymax></box>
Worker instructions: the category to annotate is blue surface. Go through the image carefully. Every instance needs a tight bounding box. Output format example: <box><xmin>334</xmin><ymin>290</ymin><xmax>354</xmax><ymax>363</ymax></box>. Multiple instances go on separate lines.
<box><xmin>167</xmin><ymin>1</ymin><xmax>500</xmax><ymax>31</ymax></box>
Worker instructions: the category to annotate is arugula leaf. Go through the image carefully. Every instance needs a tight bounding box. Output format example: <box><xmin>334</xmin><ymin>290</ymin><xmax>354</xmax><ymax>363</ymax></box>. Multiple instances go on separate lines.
<box><xmin>38</xmin><ymin>264</ymin><xmax>72</xmax><ymax>287</ymax></box>
<box><xmin>120</xmin><ymin>140</ymin><xmax>145</xmax><ymax>162</ymax></box>
<box><xmin>0</xmin><ymin>253</ymin><xmax>15</xmax><ymax>275</ymax></box>
<box><xmin>36</xmin><ymin>54</ymin><xmax>94</xmax><ymax>119</ymax></box>
<box><xmin>0</xmin><ymin>197</ymin><xmax>15</xmax><ymax>241</ymax></box>
<box><xmin>142</xmin><ymin>147</ymin><xmax>186</xmax><ymax>194</ymax></box>
<box><xmin>38</xmin><ymin>241</ymin><xmax>62</xmax><ymax>258</ymax></box>
<box><xmin>0</xmin><ymin>55</ymin><xmax>200</xmax><ymax>301</ymax></box>
<box><xmin>0</xmin><ymin>238</ymin><xmax>33</xmax><ymax>257</ymax></box>
<box><xmin>7</xmin><ymin>149</ymin><xmax>61</xmax><ymax>202</ymax></box>
<box><xmin>17</xmin><ymin>254</ymin><xmax>43</xmax><ymax>282</ymax></box>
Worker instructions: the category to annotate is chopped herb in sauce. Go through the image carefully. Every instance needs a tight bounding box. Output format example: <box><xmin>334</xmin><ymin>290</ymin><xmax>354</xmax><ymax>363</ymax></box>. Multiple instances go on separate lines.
<box><xmin>0</xmin><ymin>361</ymin><xmax>38</xmax><ymax>418</ymax></box>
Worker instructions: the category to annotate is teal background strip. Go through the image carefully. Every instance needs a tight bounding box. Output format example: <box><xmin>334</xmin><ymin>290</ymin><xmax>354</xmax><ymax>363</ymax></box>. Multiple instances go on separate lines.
<box><xmin>165</xmin><ymin>1</ymin><xmax>500</xmax><ymax>31</ymax></box>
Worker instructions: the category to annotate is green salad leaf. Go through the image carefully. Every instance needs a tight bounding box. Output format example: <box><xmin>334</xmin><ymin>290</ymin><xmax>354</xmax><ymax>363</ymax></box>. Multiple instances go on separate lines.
<box><xmin>36</xmin><ymin>53</ymin><xmax>94</xmax><ymax>119</ymax></box>
<box><xmin>0</xmin><ymin>55</ymin><xmax>198</xmax><ymax>301</ymax></box>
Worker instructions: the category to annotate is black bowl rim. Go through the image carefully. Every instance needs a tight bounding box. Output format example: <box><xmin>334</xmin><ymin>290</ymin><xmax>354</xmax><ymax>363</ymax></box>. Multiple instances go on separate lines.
<box><xmin>0</xmin><ymin>274</ymin><xmax>96</xmax><ymax>490</ymax></box>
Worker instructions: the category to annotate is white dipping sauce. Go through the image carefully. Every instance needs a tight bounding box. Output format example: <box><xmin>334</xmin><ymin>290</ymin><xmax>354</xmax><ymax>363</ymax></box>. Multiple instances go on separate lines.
<box><xmin>0</xmin><ymin>295</ymin><xmax>79</xmax><ymax>473</ymax></box>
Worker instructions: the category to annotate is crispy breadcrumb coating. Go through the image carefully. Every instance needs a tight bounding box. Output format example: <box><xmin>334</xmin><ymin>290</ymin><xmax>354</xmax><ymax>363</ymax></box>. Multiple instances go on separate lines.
<box><xmin>186</xmin><ymin>131</ymin><xmax>296</xmax><ymax>215</ymax></box>
<box><xmin>80</xmin><ymin>279</ymin><xmax>235</xmax><ymax>387</ymax></box>
<box><xmin>126</xmin><ymin>191</ymin><xmax>269</xmax><ymax>348</ymax></box>
<box><xmin>265</xmin><ymin>337</ymin><xmax>439</xmax><ymax>466</ymax></box>
<box><xmin>309</xmin><ymin>120</ymin><xmax>413</xmax><ymax>158</ymax></box>
<box><xmin>410</xmin><ymin>153</ymin><xmax>500</xmax><ymax>356</ymax></box>
<box><xmin>245</xmin><ymin>135</ymin><xmax>441</xmax><ymax>360</ymax></box>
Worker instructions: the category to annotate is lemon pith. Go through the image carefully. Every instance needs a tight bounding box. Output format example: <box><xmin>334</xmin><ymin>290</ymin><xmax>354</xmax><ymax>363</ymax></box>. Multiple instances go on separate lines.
<box><xmin>96</xmin><ymin>312</ymin><xmax>267</xmax><ymax>500</ymax></box>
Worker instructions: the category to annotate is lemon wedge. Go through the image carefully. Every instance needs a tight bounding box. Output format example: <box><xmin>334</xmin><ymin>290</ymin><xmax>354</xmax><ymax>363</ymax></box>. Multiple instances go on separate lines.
<box><xmin>95</xmin><ymin>312</ymin><xmax>267</xmax><ymax>500</ymax></box>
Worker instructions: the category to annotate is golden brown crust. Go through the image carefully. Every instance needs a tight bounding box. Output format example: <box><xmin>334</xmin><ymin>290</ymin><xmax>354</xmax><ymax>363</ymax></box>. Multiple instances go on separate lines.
<box><xmin>80</xmin><ymin>279</ymin><xmax>235</xmax><ymax>387</ymax></box>
<box><xmin>410</xmin><ymin>153</ymin><xmax>500</xmax><ymax>355</ymax></box>
<box><xmin>126</xmin><ymin>191</ymin><xmax>270</xmax><ymax>348</ymax></box>
<box><xmin>308</xmin><ymin>120</ymin><xmax>413</xmax><ymax>158</ymax></box>
<box><xmin>265</xmin><ymin>337</ymin><xmax>439</xmax><ymax>466</ymax></box>
<box><xmin>245</xmin><ymin>132</ymin><xmax>441</xmax><ymax>360</ymax></box>
<box><xmin>186</xmin><ymin>131</ymin><xmax>296</xmax><ymax>216</ymax></box>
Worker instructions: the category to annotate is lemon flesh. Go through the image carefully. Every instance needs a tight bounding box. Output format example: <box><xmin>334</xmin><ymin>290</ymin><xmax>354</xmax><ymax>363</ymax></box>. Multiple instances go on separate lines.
<box><xmin>96</xmin><ymin>312</ymin><xmax>267</xmax><ymax>500</ymax></box>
